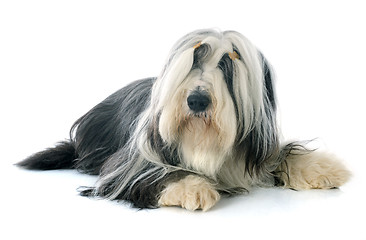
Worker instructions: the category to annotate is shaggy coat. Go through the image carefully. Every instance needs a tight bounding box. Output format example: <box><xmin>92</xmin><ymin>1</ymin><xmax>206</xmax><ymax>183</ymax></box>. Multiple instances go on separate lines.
<box><xmin>18</xmin><ymin>29</ymin><xmax>350</xmax><ymax>211</ymax></box>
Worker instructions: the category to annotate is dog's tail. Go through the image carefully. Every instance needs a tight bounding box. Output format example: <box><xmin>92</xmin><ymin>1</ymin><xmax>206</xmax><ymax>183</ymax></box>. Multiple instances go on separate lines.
<box><xmin>16</xmin><ymin>141</ymin><xmax>77</xmax><ymax>170</ymax></box>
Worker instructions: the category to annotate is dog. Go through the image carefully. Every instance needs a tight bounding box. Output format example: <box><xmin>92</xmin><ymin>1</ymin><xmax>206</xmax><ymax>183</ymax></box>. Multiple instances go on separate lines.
<box><xmin>17</xmin><ymin>29</ymin><xmax>351</xmax><ymax>211</ymax></box>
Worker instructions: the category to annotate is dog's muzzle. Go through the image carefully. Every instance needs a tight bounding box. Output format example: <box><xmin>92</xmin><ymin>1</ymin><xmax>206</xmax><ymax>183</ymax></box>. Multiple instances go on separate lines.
<box><xmin>187</xmin><ymin>91</ymin><xmax>211</xmax><ymax>113</ymax></box>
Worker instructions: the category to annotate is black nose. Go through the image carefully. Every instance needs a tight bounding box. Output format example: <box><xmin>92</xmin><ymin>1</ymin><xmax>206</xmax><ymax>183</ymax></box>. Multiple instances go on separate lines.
<box><xmin>187</xmin><ymin>93</ymin><xmax>211</xmax><ymax>112</ymax></box>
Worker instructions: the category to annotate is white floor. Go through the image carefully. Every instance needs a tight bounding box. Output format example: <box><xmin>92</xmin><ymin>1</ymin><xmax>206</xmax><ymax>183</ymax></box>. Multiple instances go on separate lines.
<box><xmin>1</xmin><ymin>1</ymin><xmax>365</xmax><ymax>239</ymax></box>
<box><xmin>2</xmin><ymin>163</ymin><xmax>364</xmax><ymax>239</ymax></box>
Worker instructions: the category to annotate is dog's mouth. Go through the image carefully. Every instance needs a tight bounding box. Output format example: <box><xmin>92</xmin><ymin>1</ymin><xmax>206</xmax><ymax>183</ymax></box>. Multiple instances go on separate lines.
<box><xmin>185</xmin><ymin>107</ymin><xmax>213</xmax><ymax>127</ymax></box>
<box><xmin>190</xmin><ymin>111</ymin><xmax>211</xmax><ymax>119</ymax></box>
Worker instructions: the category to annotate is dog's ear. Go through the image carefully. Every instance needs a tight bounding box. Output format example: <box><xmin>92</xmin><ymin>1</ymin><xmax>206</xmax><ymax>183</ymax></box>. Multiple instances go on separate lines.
<box><xmin>232</xmin><ymin>51</ymin><xmax>279</xmax><ymax>180</ymax></box>
<box><xmin>260</xmin><ymin>53</ymin><xmax>276</xmax><ymax>110</ymax></box>
<box><xmin>192</xmin><ymin>43</ymin><xmax>211</xmax><ymax>69</ymax></box>
<box><xmin>246</xmin><ymin>53</ymin><xmax>279</xmax><ymax>179</ymax></box>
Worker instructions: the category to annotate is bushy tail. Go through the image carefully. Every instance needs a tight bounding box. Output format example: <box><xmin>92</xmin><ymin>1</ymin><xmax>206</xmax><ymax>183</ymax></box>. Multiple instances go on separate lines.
<box><xmin>16</xmin><ymin>141</ymin><xmax>77</xmax><ymax>170</ymax></box>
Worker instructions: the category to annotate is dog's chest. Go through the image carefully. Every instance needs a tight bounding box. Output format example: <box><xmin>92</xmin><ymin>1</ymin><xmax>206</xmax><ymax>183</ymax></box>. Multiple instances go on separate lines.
<box><xmin>179</xmin><ymin>118</ymin><xmax>230</xmax><ymax>177</ymax></box>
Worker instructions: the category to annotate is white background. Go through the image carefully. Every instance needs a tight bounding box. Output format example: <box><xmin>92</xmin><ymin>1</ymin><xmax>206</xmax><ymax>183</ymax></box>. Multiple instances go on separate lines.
<box><xmin>1</xmin><ymin>0</ymin><xmax>365</xmax><ymax>239</ymax></box>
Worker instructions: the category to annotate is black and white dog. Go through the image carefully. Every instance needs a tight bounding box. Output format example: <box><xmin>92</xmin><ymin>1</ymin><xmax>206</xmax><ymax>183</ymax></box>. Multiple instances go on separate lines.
<box><xmin>18</xmin><ymin>29</ymin><xmax>351</xmax><ymax>211</ymax></box>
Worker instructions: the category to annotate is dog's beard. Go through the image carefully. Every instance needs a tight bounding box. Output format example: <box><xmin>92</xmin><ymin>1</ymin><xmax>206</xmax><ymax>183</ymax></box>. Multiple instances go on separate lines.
<box><xmin>179</xmin><ymin>112</ymin><xmax>229</xmax><ymax>177</ymax></box>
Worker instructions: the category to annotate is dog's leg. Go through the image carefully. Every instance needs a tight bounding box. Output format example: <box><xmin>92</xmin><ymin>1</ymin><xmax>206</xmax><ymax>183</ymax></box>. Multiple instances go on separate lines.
<box><xmin>158</xmin><ymin>175</ymin><xmax>220</xmax><ymax>211</ymax></box>
<box><xmin>278</xmin><ymin>152</ymin><xmax>351</xmax><ymax>190</ymax></box>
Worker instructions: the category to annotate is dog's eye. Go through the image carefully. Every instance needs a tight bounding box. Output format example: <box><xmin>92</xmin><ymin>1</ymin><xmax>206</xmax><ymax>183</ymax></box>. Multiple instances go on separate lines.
<box><xmin>218</xmin><ymin>53</ymin><xmax>235</xmax><ymax>100</ymax></box>
<box><xmin>193</xmin><ymin>44</ymin><xmax>211</xmax><ymax>69</ymax></box>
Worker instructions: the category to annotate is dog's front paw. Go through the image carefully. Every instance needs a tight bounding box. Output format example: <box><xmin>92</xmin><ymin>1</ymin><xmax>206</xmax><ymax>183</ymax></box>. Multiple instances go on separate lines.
<box><xmin>158</xmin><ymin>175</ymin><xmax>220</xmax><ymax>211</ymax></box>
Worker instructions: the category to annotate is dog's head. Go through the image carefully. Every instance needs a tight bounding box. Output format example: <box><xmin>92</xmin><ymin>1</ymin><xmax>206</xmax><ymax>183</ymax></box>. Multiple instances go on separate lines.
<box><xmin>144</xmin><ymin>30</ymin><xmax>279</xmax><ymax>177</ymax></box>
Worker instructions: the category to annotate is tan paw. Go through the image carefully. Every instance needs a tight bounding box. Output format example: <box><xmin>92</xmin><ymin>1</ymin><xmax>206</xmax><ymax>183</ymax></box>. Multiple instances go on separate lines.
<box><xmin>307</xmin><ymin>174</ymin><xmax>345</xmax><ymax>189</ymax></box>
<box><xmin>158</xmin><ymin>175</ymin><xmax>220</xmax><ymax>211</ymax></box>
<box><xmin>282</xmin><ymin>151</ymin><xmax>351</xmax><ymax>190</ymax></box>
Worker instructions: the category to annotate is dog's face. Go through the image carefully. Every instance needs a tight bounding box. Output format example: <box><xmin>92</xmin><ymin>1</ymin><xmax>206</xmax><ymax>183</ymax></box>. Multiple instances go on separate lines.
<box><xmin>159</xmin><ymin>43</ymin><xmax>236</xmax><ymax>150</ymax></box>
<box><xmin>146</xmin><ymin>30</ymin><xmax>278</xmax><ymax>176</ymax></box>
